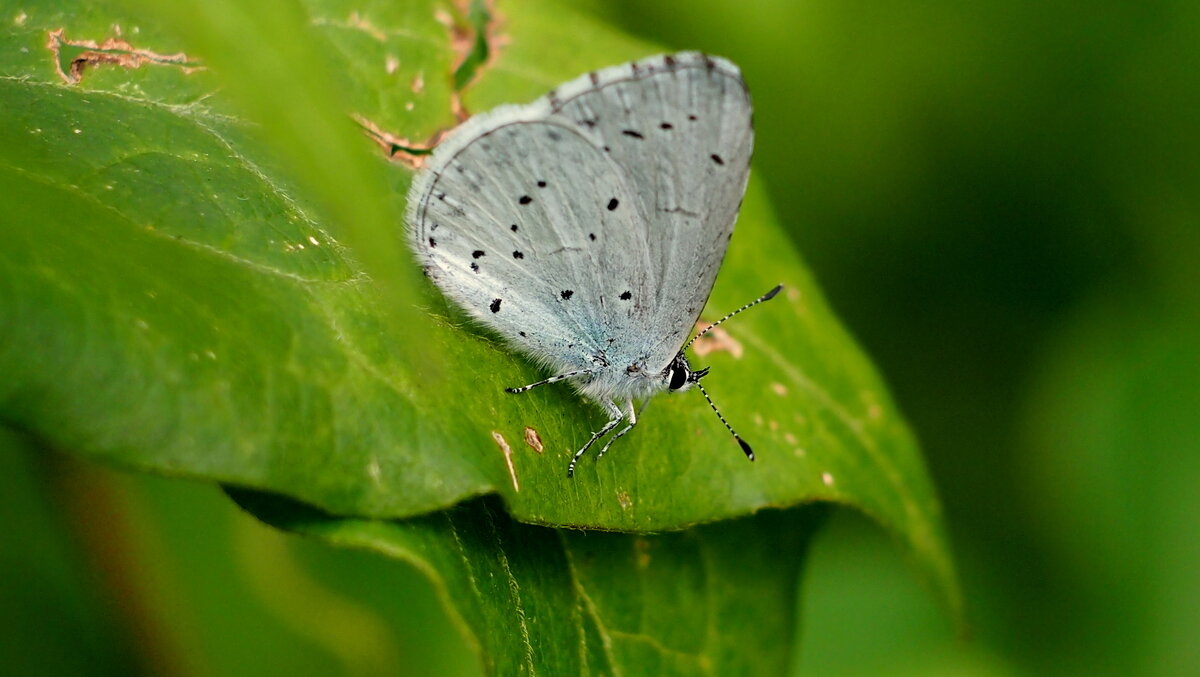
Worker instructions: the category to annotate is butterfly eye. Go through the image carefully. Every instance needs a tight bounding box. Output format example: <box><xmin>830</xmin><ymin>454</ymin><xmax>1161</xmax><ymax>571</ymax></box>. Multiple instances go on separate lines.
<box><xmin>668</xmin><ymin>364</ymin><xmax>689</xmax><ymax>391</ymax></box>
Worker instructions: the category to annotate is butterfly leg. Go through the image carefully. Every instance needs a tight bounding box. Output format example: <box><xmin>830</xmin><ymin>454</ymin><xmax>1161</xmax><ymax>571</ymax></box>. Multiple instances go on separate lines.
<box><xmin>567</xmin><ymin>399</ymin><xmax>624</xmax><ymax>478</ymax></box>
<box><xmin>505</xmin><ymin>369</ymin><xmax>592</xmax><ymax>394</ymax></box>
<box><xmin>595</xmin><ymin>398</ymin><xmax>639</xmax><ymax>463</ymax></box>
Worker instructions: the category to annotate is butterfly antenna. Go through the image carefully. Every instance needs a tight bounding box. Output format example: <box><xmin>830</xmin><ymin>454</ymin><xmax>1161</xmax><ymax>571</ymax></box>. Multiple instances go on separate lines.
<box><xmin>695</xmin><ymin>381</ymin><xmax>755</xmax><ymax>461</ymax></box>
<box><xmin>684</xmin><ymin>284</ymin><xmax>783</xmax><ymax>352</ymax></box>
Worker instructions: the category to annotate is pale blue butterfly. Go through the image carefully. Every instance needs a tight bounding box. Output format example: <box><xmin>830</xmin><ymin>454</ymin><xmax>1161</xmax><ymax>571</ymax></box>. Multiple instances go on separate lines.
<box><xmin>407</xmin><ymin>52</ymin><xmax>780</xmax><ymax>477</ymax></box>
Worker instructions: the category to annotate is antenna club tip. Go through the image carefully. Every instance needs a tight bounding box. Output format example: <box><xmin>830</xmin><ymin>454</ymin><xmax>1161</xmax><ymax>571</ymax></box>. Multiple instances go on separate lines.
<box><xmin>737</xmin><ymin>437</ymin><xmax>755</xmax><ymax>460</ymax></box>
<box><xmin>763</xmin><ymin>284</ymin><xmax>783</xmax><ymax>301</ymax></box>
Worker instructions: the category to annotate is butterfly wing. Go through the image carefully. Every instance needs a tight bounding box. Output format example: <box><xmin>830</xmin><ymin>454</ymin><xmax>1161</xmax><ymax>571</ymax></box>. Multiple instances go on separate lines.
<box><xmin>547</xmin><ymin>53</ymin><xmax>754</xmax><ymax>368</ymax></box>
<box><xmin>407</xmin><ymin>52</ymin><xmax>753</xmax><ymax>380</ymax></box>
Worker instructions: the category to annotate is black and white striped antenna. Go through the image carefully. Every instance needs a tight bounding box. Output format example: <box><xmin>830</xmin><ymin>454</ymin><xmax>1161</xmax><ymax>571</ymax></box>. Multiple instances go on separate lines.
<box><xmin>696</xmin><ymin>381</ymin><xmax>755</xmax><ymax>460</ymax></box>
<box><xmin>686</xmin><ymin>283</ymin><xmax>783</xmax><ymax>461</ymax></box>
<box><xmin>684</xmin><ymin>283</ymin><xmax>782</xmax><ymax>352</ymax></box>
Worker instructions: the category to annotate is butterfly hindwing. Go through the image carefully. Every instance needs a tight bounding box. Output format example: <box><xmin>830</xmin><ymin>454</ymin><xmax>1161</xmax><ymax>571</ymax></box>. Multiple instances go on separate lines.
<box><xmin>410</xmin><ymin>115</ymin><xmax>651</xmax><ymax>374</ymax></box>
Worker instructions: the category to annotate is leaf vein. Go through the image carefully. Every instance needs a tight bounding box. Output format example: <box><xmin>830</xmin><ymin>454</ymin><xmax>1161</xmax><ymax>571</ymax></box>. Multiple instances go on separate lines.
<box><xmin>483</xmin><ymin>504</ymin><xmax>537</xmax><ymax>676</ymax></box>
<box><xmin>558</xmin><ymin>532</ymin><xmax>622</xmax><ymax>677</ymax></box>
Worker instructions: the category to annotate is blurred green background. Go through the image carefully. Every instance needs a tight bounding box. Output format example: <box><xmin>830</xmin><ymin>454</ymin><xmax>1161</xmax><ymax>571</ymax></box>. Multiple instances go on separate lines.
<box><xmin>3</xmin><ymin>0</ymin><xmax>1197</xmax><ymax>675</ymax></box>
<box><xmin>583</xmin><ymin>1</ymin><xmax>1199</xmax><ymax>675</ymax></box>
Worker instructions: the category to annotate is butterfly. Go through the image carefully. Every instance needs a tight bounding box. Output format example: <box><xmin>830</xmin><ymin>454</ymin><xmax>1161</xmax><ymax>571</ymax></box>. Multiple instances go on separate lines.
<box><xmin>406</xmin><ymin>52</ymin><xmax>780</xmax><ymax>477</ymax></box>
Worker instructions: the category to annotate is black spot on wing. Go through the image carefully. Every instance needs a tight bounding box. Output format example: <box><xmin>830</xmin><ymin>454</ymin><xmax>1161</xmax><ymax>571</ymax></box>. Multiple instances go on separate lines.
<box><xmin>510</xmin><ymin>224</ymin><xmax>518</xmax><ymax>232</ymax></box>
<box><xmin>490</xmin><ymin>298</ymin><xmax>502</xmax><ymax>313</ymax></box>
<box><xmin>428</xmin><ymin>237</ymin><xmax>437</xmax><ymax>247</ymax></box>
<box><xmin>588</xmin><ymin>233</ymin><xmax>596</xmax><ymax>241</ymax></box>
<box><xmin>622</xmin><ymin>129</ymin><xmax>644</xmax><ymax>139</ymax></box>
<box><xmin>660</xmin><ymin>122</ymin><xmax>673</xmax><ymax>130</ymax></box>
<box><xmin>607</xmin><ymin>198</ymin><xmax>619</xmax><ymax>211</ymax></box>
<box><xmin>513</xmin><ymin>250</ymin><xmax>524</xmax><ymax>259</ymax></box>
<box><xmin>560</xmin><ymin>290</ymin><xmax>574</xmax><ymax>300</ymax></box>
<box><xmin>470</xmin><ymin>262</ymin><xmax>479</xmax><ymax>273</ymax></box>
<box><xmin>537</xmin><ymin>180</ymin><xmax>547</xmax><ymax>188</ymax></box>
<box><xmin>518</xmin><ymin>195</ymin><xmax>533</xmax><ymax>205</ymax></box>
<box><xmin>711</xmin><ymin>154</ymin><xmax>725</xmax><ymax>165</ymax></box>
<box><xmin>472</xmin><ymin>250</ymin><xmax>485</xmax><ymax>258</ymax></box>
<box><xmin>619</xmin><ymin>290</ymin><xmax>632</xmax><ymax>300</ymax></box>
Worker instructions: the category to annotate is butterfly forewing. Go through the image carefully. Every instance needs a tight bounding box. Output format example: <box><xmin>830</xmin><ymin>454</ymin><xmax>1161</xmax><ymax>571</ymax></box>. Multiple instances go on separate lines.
<box><xmin>550</xmin><ymin>54</ymin><xmax>753</xmax><ymax>366</ymax></box>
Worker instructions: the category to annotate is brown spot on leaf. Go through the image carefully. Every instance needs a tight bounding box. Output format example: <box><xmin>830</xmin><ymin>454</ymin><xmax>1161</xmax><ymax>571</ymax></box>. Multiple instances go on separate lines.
<box><xmin>46</xmin><ymin>29</ymin><xmax>200</xmax><ymax>84</ymax></box>
<box><xmin>523</xmin><ymin>427</ymin><xmax>543</xmax><ymax>453</ymax></box>
<box><xmin>690</xmin><ymin>321</ymin><xmax>744</xmax><ymax>358</ymax></box>
<box><xmin>436</xmin><ymin>0</ymin><xmax>504</xmax><ymax>121</ymax></box>
<box><xmin>491</xmin><ymin>431</ymin><xmax>519</xmax><ymax>491</ymax></box>
<box><xmin>354</xmin><ymin>114</ymin><xmax>444</xmax><ymax>169</ymax></box>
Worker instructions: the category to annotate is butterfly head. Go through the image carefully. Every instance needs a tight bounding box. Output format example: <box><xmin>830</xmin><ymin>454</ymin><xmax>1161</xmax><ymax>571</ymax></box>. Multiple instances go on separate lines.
<box><xmin>663</xmin><ymin>348</ymin><xmax>753</xmax><ymax>461</ymax></box>
<box><xmin>665</xmin><ymin>352</ymin><xmax>709</xmax><ymax>392</ymax></box>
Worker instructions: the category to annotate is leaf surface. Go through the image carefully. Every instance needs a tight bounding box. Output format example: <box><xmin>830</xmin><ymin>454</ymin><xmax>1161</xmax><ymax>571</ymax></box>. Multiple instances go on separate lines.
<box><xmin>0</xmin><ymin>0</ymin><xmax>960</xmax><ymax>619</ymax></box>
<box><xmin>233</xmin><ymin>489</ymin><xmax>827</xmax><ymax>676</ymax></box>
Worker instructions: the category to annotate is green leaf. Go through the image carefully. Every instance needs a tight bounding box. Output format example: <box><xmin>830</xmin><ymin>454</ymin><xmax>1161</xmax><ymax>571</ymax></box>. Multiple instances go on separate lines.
<box><xmin>0</xmin><ymin>0</ymin><xmax>960</xmax><ymax>629</ymax></box>
<box><xmin>232</xmin><ymin>489</ymin><xmax>828</xmax><ymax>676</ymax></box>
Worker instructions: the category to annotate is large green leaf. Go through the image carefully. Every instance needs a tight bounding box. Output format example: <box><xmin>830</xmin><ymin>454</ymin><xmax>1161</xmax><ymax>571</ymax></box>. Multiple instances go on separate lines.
<box><xmin>0</xmin><ymin>0</ymin><xmax>960</xmax><ymax>630</ymax></box>
<box><xmin>232</xmin><ymin>489</ymin><xmax>828</xmax><ymax>676</ymax></box>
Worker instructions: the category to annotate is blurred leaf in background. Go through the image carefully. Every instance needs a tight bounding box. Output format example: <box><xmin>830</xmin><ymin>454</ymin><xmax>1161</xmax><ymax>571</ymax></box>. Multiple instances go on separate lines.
<box><xmin>585</xmin><ymin>0</ymin><xmax>1200</xmax><ymax>675</ymax></box>
<box><xmin>0</xmin><ymin>429</ymin><xmax>140</xmax><ymax>676</ymax></box>
<box><xmin>0</xmin><ymin>430</ymin><xmax>478</xmax><ymax>676</ymax></box>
